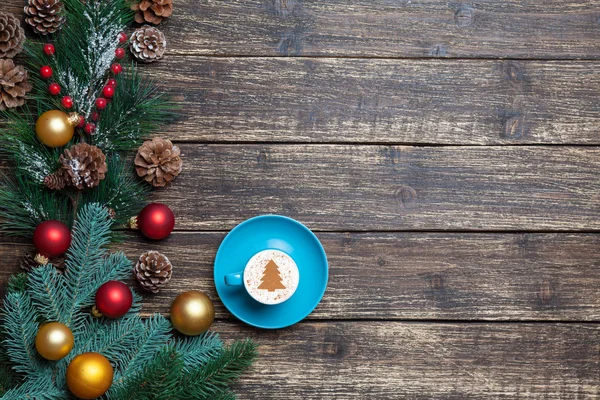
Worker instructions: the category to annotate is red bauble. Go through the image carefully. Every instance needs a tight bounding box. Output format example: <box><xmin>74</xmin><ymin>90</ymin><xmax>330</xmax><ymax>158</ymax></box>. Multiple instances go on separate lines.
<box><xmin>115</xmin><ymin>48</ymin><xmax>125</xmax><ymax>59</ymax></box>
<box><xmin>107</xmin><ymin>78</ymin><xmax>117</xmax><ymax>87</ymax></box>
<box><xmin>61</xmin><ymin>96</ymin><xmax>73</xmax><ymax>109</ymax></box>
<box><xmin>102</xmin><ymin>85</ymin><xmax>114</xmax><ymax>98</ymax></box>
<box><xmin>43</xmin><ymin>43</ymin><xmax>55</xmax><ymax>56</ymax></box>
<box><xmin>48</xmin><ymin>83</ymin><xmax>61</xmax><ymax>95</ymax></box>
<box><xmin>136</xmin><ymin>203</ymin><xmax>175</xmax><ymax>240</ymax></box>
<box><xmin>118</xmin><ymin>32</ymin><xmax>127</xmax><ymax>44</ymax></box>
<box><xmin>77</xmin><ymin>115</ymin><xmax>85</xmax><ymax>128</ymax></box>
<box><xmin>91</xmin><ymin>111</ymin><xmax>99</xmax><ymax>121</ymax></box>
<box><xmin>84</xmin><ymin>123</ymin><xmax>96</xmax><ymax>134</ymax></box>
<box><xmin>96</xmin><ymin>98</ymin><xmax>107</xmax><ymax>110</ymax></box>
<box><xmin>40</xmin><ymin>66</ymin><xmax>52</xmax><ymax>79</ymax></box>
<box><xmin>111</xmin><ymin>63</ymin><xmax>122</xmax><ymax>74</ymax></box>
<box><xmin>95</xmin><ymin>281</ymin><xmax>133</xmax><ymax>318</ymax></box>
<box><xmin>33</xmin><ymin>220</ymin><xmax>71</xmax><ymax>258</ymax></box>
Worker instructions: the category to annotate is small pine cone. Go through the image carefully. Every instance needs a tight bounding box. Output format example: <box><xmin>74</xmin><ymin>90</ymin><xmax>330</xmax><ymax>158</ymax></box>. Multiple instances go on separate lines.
<box><xmin>0</xmin><ymin>12</ymin><xmax>25</xmax><ymax>58</ymax></box>
<box><xmin>135</xmin><ymin>138</ymin><xmax>182</xmax><ymax>187</ymax></box>
<box><xmin>20</xmin><ymin>252</ymin><xmax>38</xmax><ymax>273</ymax></box>
<box><xmin>134</xmin><ymin>250</ymin><xmax>173</xmax><ymax>293</ymax></box>
<box><xmin>0</xmin><ymin>59</ymin><xmax>32</xmax><ymax>111</ymax></box>
<box><xmin>130</xmin><ymin>25</ymin><xmax>166</xmax><ymax>63</ymax></box>
<box><xmin>131</xmin><ymin>0</ymin><xmax>173</xmax><ymax>25</ymax></box>
<box><xmin>59</xmin><ymin>143</ymin><xmax>108</xmax><ymax>189</ymax></box>
<box><xmin>44</xmin><ymin>171</ymin><xmax>67</xmax><ymax>190</ymax></box>
<box><xmin>24</xmin><ymin>0</ymin><xmax>65</xmax><ymax>35</ymax></box>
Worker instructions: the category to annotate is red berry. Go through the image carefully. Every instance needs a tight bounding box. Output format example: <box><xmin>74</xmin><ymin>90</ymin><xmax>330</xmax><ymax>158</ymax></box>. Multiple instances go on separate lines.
<box><xmin>96</xmin><ymin>97</ymin><xmax>107</xmax><ymax>110</ymax></box>
<box><xmin>91</xmin><ymin>111</ymin><xmax>99</xmax><ymax>121</ymax></box>
<box><xmin>115</xmin><ymin>48</ymin><xmax>125</xmax><ymax>59</ymax></box>
<box><xmin>102</xmin><ymin>85</ymin><xmax>115</xmax><ymax>98</ymax></box>
<box><xmin>78</xmin><ymin>116</ymin><xmax>85</xmax><ymax>128</ymax></box>
<box><xmin>118</xmin><ymin>32</ymin><xmax>127</xmax><ymax>44</ymax></box>
<box><xmin>40</xmin><ymin>65</ymin><xmax>52</xmax><ymax>79</ymax></box>
<box><xmin>61</xmin><ymin>96</ymin><xmax>73</xmax><ymax>109</ymax></box>
<box><xmin>48</xmin><ymin>83</ymin><xmax>61</xmax><ymax>96</ymax></box>
<box><xmin>111</xmin><ymin>63</ymin><xmax>122</xmax><ymax>75</ymax></box>
<box><xmin>107</xmin><ymin>78</ymin><xmax>117</xmax><ymax>87</ymax></box>
<box><xmin>84</xmin><ymin>123</ymin><xmax>96</xmax><ymax>135</ymax></box>
<box><xmin>43</xmin><ymin>44</ymin><xmax>55</xmax><ymax>56</ymax></box>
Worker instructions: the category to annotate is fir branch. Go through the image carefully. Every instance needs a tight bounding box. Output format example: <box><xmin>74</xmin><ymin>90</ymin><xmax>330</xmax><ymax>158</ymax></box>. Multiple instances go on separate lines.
<box><xmin>0</xmin><ymin>375</ymin><xmax>64</xmax><ymax>400</ymax></box>
<box><xmin>180</xmin><ymin>340</ymin><xmax>258</xmax><ymax>400</ymax></box>
<box><xmin>62</xmin><ymin>203</ymin><xmax>112</xmax><ymax>329</ymax></box>
<box><xmin>6</xmin><ymin>274</ymin><xmax>29</xmax><ymax>295</ymax></box>
<box><xmin>2</xmin><ymin>293</ymin><xmax>44</xmax><ymax>376</ymax></box>
<box><xmin>0</xmin><ymin>331</ymin><xmax>20</xmax><ymax>397</ymax></box>
<box><xmin>174</xmin><ymin>331</ymin><xmax>224</xmax><ymax>373</ymax></box>
<box><xmin>27</xmin><ymin>266</ymin><xmax>70</xmax><ymax>323</ymax></box>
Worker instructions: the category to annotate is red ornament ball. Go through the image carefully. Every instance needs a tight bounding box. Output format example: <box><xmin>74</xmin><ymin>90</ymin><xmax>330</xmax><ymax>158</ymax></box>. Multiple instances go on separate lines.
<box><xmin>95</xmin><ymin>97</ymin><xmax>107</xmax><ymax>110</ymax></box>
<box><xmin>118</xmin><ymin>32</ymin><xmax>127</xmax><ymax>44</ymax></box>
<box><xmin>61</xmin><ymin>96</ymin><xmax>73</xmax><ymax>109</ymax></box>
<box><xmin>48</xmin><ymin>83</ymin><xmax>61</xmax><ymax>96</ymax></box>
<box><xmin>95</xmin><ymin>281</ymin><xmax>133</xmax><ymax>318</ymax></box>
<box><xmin>77</xmin><ymin>115</ymin><xmax>85</xmax><ymax>128</ymax></box>
<box><xmin>40</xmin><ymin>65</ymin><xmax>52</xmax><ymax>79</ymax></box>
<box><xmin>136</xmin><ymin>203</ymin><xmax>175</xmax><ymax>240</ymax></box>
<box><xmin>107</xmin><ymin>78</ymin><xmax>117</xmax><ymax>87</ymax></box>
<box><xmin>43</xmin><ymin>43</ymin><xmax>55</xmax><ymax>56</ymax></box>
<box><xmin>102</xmin><ymin>85</ymin><xmax>114</xmax><ymax>98</ymax></box>
<box><xmin>115</xmin><ymin>48</ymin><xmax>125</xmax><ymax>59</ymax></box>
<box><xmin>33</xmin><ymin>220</ymin><xmax>71</xmax><ymax>258</ymax></box>
<box><xmin>111</xmin><ymin>63</ymin><xmax>122</xmax><ymax>75</ymax></box>
<box><xmin>91</xmin><ymin>111</ymin><xmax>99</xmax><ymax>122</ymax></box>
<box><xmin>84</xmin><ymin>123</ymin><xmax>95</xmax><ymax>135</ymax></box>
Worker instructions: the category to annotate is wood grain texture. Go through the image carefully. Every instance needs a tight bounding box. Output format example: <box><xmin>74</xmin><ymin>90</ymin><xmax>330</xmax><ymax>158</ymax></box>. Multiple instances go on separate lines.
<box><xmin>1</xmin><ymin>232</ymin><xmax>599</xmax><ymax>320</ymax></box>
<box><xmin>6</xmin><ymin>0</ymin><xmax>600</xmax><ymax>59</ymax></box>
<box><xmin>144</xmin><ymin>144</ymin><xmax>600</xmax><ymax>231</ymax></box>
<box><xmin>148</xmin><ymin>58</ymin><xmax>600</xmax><ymax>144</ymax></box>
<box><xmin>217</xmin><ymin>321</ymin><xmax>600</xmax><ymax>399</ymax></box>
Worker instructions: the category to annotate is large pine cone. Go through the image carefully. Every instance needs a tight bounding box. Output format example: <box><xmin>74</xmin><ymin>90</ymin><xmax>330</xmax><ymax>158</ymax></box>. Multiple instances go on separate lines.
<box><xmin>131</xmin><ymin>0</ymin><xmax>173</xmax><ymax>25</ymax></box>
<box><xmin>134</xmin><ymin>251</ymin><xmax>173</xmax><ymax>293</ymax></box>
<box><xmin>130</xmin><ymin>25</ymin><xmax>166</xmax><ymax>63</ymax></box>
<box><xmin>135</xmin><ymin>138</ymin><xmax>182</xmax><ymax>187</ymax></box>
<box><xmin>24</xmin><ymin>0</ymin><xmax>65</xmax><ymax>35</ymax></box>
<box><xmin>0</xmin><ymin>59</ymin><xmax>32</xmax><ymax>111</ymax></box>
<box><xmin>45</xmin><ymin>143</ymin><xmax>108</xmax><ymax>190</ymax></box>
<box><xmin>0</xmin><ymin>12</ymin><xmax>25</xmax><ymax>58</ymax></box>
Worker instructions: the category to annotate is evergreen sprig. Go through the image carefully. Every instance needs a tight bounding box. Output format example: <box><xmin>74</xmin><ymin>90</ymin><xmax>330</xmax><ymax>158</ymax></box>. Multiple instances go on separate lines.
<box><xmin>1</xmin><ymin>205</ymin><xmax>256</xmax><ymax>399</ymax></box>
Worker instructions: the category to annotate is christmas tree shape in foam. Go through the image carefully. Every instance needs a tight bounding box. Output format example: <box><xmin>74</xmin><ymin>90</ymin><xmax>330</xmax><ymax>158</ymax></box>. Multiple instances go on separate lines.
<box><xmin>257</xmin><ymin>260</ymin><xmax>286</xmax><ymax>292</ymax></box>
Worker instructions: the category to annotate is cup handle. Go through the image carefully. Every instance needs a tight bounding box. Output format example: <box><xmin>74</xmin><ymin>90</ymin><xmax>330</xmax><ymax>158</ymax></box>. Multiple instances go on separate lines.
<box><xmin>224</xmin><ymin>272</ymin><xmax>243</xmax><ymax>286</ymax></box>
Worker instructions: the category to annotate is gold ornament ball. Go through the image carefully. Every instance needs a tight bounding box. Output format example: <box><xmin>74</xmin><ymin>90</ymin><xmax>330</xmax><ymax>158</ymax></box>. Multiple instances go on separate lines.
<box><xmin>35</xmin><ymin>322</ymin><xmax>74</xmax><ymax>361</ymax></box>
<box><xmin>66</xmin><ymin>352</ymin><xmax>114</xmax><ymax>399</ymax></box>
<box><xmin>35</xmin><ymin>110</ymin><xmax>79</xmax><ymax>147</ymax></box>
<box><xmin>170</xmin><ymin>291</ymin><xmax>215</xmax><ymax>336</ymax></box>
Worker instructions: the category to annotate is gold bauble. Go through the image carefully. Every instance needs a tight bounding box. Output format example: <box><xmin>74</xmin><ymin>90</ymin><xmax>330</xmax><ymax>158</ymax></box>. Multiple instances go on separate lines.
<box><xmin>66</xmin><ymin>352</ymin><xmax>114</xmax><ymax>399</ymax></box>
<box><xmin>35</xmin><ymin>322</ymin><xmax>74</xmax><ymax>361</ymax></box>
<box><xmin>170</xmin><ymin>291</ymin><xmax>215</xmax><ymax>336</ymax></box>
<box><xmin>35</xmin><ymin>110</ymin><xmax>79</xmax><ymax>147</ymax></box>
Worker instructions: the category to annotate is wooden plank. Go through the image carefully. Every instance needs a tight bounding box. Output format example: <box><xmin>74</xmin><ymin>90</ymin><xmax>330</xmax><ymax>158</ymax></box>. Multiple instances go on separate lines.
<box><xmin>7</xmin><ymin>0</ymin><xmax>600</xmax><ymax>59</ymax></box>
<box><xmin>147</xmin><ymin>58</ymin><xmax>600</xmax><ymax>144</ymax></box>
<box><xmin>149</xmin><ymin>144</ymin><xmax>600</xmax><ymax>231</ymax></box>
<box><xmin>2</xmin><ymin>232</ymin><xmax>600</xmax><ymax>320</ymax></box>
<box><xmin>217</xmin><ymin>321</ymin><xmax>600</xmax><ymax>398</ymax></box>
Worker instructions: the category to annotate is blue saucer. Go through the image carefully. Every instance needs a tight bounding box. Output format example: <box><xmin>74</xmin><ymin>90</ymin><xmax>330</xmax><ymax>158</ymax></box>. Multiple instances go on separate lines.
<box><xmin>214</xmin><ymin>215</ymin><xmax>328</xmax><ymax>329</ymax></box>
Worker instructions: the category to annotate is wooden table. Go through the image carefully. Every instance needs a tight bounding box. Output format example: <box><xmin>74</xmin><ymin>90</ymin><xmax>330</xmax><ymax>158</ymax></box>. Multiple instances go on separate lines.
<box><xmin>3</xmin><ymin>1</ymin><xmax>600</xmax><ymax>398</ymax></box>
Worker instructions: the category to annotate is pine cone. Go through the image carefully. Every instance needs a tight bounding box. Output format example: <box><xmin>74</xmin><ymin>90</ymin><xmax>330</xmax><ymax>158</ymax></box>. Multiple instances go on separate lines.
<box><xmin>130</xmin><ymin>25</ymin><xmax>166</xmax><ymax>63</ymax></box>
<box><xmin>20</xmin><ymin>252</ymin><xmax>38</xmax><ymax>272</ymax></box>
<box><xmin>24</xmin><ymin>0</ymin><xmax>65</xmax><ymax>35</ymax></box>
<box><xmin>44</xmin><ymin>172</ymin><xmax>66</xmax><ymax>190</ymax></box>
<box><xmin>20</xmin><ymin>252</ymin><xmax>65</xmax><ymax>272</ymax></box>
<box><xmin>135</xmin><ymin>138</ymin><xmax>182</xmax><ymax>187</ymax></box>
<box><xmin>134</xmin><ymin>250</ymin><xmax>173</xmax><ymax>293</ymax></box>
<box><xmin>0</xmin><ymin>12</ymin><xmax>25</xmax><ymax>58</ymax></box>
<box><xmin>56</xmin><ymin>143</ymin><xmax>108</xmax><ymax>190</ymax></box>
<box><xmin>131</xmin><ymin>0</ymin><xmax>173</xmax><ymax>25</ymax></box>
<box><xmin>0</xmin><ymin>59</ymin><xmax>32</xmax><ymax>111</ymax></box>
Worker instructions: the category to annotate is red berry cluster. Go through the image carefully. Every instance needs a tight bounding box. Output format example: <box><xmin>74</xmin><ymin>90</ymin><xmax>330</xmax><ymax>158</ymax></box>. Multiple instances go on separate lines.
<box><xmin>39</xmin><ymin>33</ymin><xmax>128</xmax><ymax>136</ymax></box>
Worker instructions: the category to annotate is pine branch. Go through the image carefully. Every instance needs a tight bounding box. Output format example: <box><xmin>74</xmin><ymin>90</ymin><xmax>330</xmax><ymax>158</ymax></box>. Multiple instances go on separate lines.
<box><xmin>180</xmin><ymin>340</ymin><xmax>258</xmax><ymax>400</ymax></box>
<box><xmin>0</xmin><ymin>331</ymin><xmax>20</xmax><ymax>396</ymax></box>
<box><xmin>174</xmin><ymin>331</ymin><xmax>223</xmax><ymax>373</ymax></box>
<box><xmin>2</xmin><ymin>293</ymin><xmax>45</xmax><ymax>376</ymax></box>
<box><xmin>6</xmin><ymin>274</ymin><xmax>28</xmax><ymax>295</ymax></box>
<box><xmin>27</xmin><ymin>265</ymin><xmax>69</xmax><ymax>323</ymax></box>
<box><xmin>0</xmin><ymin>375</ymin><xmax>64</xmax><ymax>400</ymax></box>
